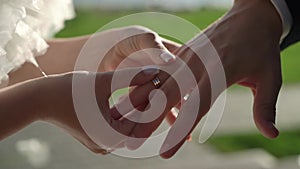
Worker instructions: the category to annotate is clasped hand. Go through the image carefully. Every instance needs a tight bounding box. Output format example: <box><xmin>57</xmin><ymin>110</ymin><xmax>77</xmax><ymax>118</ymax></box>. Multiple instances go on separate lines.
<box><xmin>107</xmin><ymin>0</ymin><xmax>284</xmax><ymax>159</ymax></box>
<box><xmin>4</xmin><ymin>0</ymin><xmax>283</xmax><ymax>159</ymax></box>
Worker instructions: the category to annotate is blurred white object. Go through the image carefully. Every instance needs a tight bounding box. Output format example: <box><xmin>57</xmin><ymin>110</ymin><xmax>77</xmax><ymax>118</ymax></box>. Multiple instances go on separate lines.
<box><xmin>0</xmin><ymin>0</ymin><xmax>75</xmax><ymax>84</ymax></box>
<box><xmin>15</xmin><ymin>138</ymin><xmax>51</xmax><ymax>168</ymax></box>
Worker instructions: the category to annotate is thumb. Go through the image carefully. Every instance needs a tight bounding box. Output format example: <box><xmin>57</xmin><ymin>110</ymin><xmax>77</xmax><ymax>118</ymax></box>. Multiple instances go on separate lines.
<box><xmin>253</xmin><ymin>71</ymin><xmax>282</xmax><ymax>139</ymax></box>
<box><xmin>136</xmin><ymin>32</ymin><xmax>176</xmax><ymax>65</ymax></box>
<box><xmin>161</xmin><ymin>38</ymin><xmax>181</xmax><ymax>53</ymax></box>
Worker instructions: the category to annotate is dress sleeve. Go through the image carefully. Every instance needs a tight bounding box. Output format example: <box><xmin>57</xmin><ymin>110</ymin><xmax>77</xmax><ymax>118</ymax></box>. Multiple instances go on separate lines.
<box><xmin>0</xmin><ymin>0</ymin><xmax>75</xmax><ymax>84</ymax></box>
<box><xmin>280</xmin><ymin>0</ymin><xmax>300</xmax><ymax>50</ymax></box>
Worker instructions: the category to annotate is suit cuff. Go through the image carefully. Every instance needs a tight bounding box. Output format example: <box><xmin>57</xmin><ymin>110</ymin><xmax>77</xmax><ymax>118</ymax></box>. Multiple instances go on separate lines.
<box><xmin>270</xmin><ymin>0</ymin><xmax>293</xmax><ymax>43</ymax></box>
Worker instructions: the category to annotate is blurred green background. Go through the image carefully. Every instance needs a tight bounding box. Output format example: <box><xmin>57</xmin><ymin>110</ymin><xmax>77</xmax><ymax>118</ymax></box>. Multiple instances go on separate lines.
<box><xmin>56</xmin><ymin>9</ymin><xmax>300</xmax><ymax>84</ymax></box>
<box><xmin>56</xmin><ymin>9</ymin><xmax>300</xmax><ymax>158</ymax></box>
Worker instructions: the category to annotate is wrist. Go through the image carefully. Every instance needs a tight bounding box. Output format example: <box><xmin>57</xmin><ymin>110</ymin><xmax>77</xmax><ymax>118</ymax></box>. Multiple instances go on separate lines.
<box><xmin>34</xmin><ymin>74</ymin><xmax>69</xmax><ymax>121</ymax></box>
<box><xmin>0</xmin><ymin>78</ymin><xmax>42</xmax><ymax>140</ymax></box>
<box><xmin>36</xmin><ymin>73</ymin><xmax>77</xmax><ymax>124</ymax></box>
<box><xmin>27</xmin><ymin>77</ymin><xmax>51</xmax><ymax>121</ymax></box>
<box><xmin>269</xmin><ymin>0</ymin><xmax>293</xmax><ymax>42</ymax></box>
<box><xmin>233</xmin><ymin>0</ymin><xmax>283</xmax><ymax>42</ymax></box>
<box><xmin>11</xmin><ymin>78</ymin><xmax>43</xmax><ymax>122</ymax></box>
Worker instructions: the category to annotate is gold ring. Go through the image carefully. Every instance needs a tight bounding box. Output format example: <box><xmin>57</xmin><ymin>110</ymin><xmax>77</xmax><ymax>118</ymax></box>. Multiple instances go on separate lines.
<box><xmin>152</xmin><ymin>77</ymin><xmax>161</xmax><ymax>88</ymax></box>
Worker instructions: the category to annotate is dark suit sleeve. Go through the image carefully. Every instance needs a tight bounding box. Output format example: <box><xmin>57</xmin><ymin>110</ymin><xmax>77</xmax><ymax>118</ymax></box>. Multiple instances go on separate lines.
<box><xmin>280</xmin><ymin>0</ymin><xmax>300</xmax><ymax>50</ymax></box>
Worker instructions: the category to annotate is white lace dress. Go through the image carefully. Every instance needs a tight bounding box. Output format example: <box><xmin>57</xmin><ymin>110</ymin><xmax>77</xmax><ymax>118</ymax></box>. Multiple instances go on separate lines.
<box><xmin>0</xmin><ymin>0</ymin><xmax>75</xmax><ymax>84</ymax></box>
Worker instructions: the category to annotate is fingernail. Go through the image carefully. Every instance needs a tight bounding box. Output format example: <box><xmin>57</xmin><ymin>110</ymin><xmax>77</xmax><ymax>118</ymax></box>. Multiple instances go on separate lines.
<box><xmin>183</xmin><ymin>93</ymin><xmax>190</xmax><ymax>101</ymax></box>
<box><xmin>142</xmin><ymin>65</ymin><xmax>159</xmax><ymax>75</ymax></box>
<box><xmin>160</xmin><ymin>52</ymin><xmax>176</xmax><ymax>63</ymax></box>
<box><xmin>171</xmin><ymin>107</ymin><xmax>179</xmax><ymax>116</ymax></box>
<box><xmin>186</xmin><ymin>135</ymin><xmax>192</xmax><ymax>142</ymax></box>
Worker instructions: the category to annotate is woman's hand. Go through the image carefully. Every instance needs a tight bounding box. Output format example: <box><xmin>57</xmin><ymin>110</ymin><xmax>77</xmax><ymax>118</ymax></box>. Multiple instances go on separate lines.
<box><xmin>3</xmin><ymin>25</ymin><xmax>180</xmax><ymax>153</ymax></box>
<box><xmin>99</xmin><ymin>26</ymin><xmax>179</xmax><ymax>71</ymax></box>
<box><xmin>0</xmin><ymin>66</ymin><xmax>159</xmax><ymax>154</ymax></box>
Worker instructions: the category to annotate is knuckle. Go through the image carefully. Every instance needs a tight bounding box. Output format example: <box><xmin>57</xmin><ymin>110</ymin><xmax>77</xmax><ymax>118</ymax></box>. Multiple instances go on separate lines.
<box><xmin>117</xmin><ymin>26</ymin><xmax>157</xmax><ymax>52</ymax></box>
<box><xmin>141</xmin><ymin>32</ymin><xmax>157</xmax><ymax>40</ymax></box>
<box><xmin>136</xmin><ymin>32</ymin><xmax>159</xmax><ymax>48</ymax></box>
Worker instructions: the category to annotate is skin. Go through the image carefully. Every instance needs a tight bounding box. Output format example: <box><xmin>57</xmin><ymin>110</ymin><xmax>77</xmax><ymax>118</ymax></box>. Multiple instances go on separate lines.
<box><xmin>115</xmin><ymin>0</ymin><xmax>284</xmax><ymax>158</ymax></box>
<box><xmin>7</xmin><ymin>26</ymin><xmax>177</xmax><ymax>85</ymax></box>
<box><xmin>0</xmin><ymin>26</ymin><xmax>178</xmax><ymax>153</ymax></box>
<box><xmin>0</xmin><ymin>69</ymin><xmax>158</xmax><ymax>153</ymax></box>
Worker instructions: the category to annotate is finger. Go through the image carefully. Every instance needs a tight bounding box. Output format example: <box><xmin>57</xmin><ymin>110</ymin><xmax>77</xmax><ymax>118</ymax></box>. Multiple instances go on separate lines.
<box><xmin>110</xmin><ymin>91</ymin><xmax>151</xmax><ymax>120</ymax></box>
<box><xmin>166</xmin><ymin>104</ymin><xmax>192</xmax><ymax>141</ymax></box>
<box><xmin>110</xmin><ymin>57</ymin><xmax>187</xmax><ymax>125</ymax></box>
<box><xmin>106</xmin><ymin>70</ymin><xmax>172</xmax><ymax>146</ymax></box>
<box><xmin>126</xmin><ymin>103</ymin><xmax>192</xmax><ymax>150</ymax></box>
<box><xmin>160</xmin><ymin>74</ymin><xmax>214</xmax><ymax>159</ymax></box>
<box><xmin>165</xmin><ymin>92</ymin><xmax>192</xmax><ymax>126</ymax></box>
<box><xmin>110</xmin><ymin>85</ymin><xmax>151</xmax><ymax>120</ymax></box>
<box><xmin>253</xmin><ymin>69</ymin><xmax>282</xmax><ymax>139</ymax></box>
<box><xmin>112</xmin><ymin>66</ymin><xmax>160</xmax><ymax>89</ymax></box>
<box><xmin>124</xmin><ymin>77</ymin><xmax>181</xmax><ymax>150</ymax></box>
<box><xmin>98</xmin><ymin>66</ymin><xmax>159</xmax><ymax>99</ymax></box>
<box><xmin>121</xmin><ymin>49</ymin><xmax>199</xmax><ymax>149</ymax></box>
<box><xmin>113</xmin><ymin>49</ymin><xmax>188</xmax><ymax>117</ymax></box>
<box><xmin>111</xmin><ymin>93</ymin><xmax>133</xmax><ymax>119</ymax></box>
<box><xmin>125</xmin><ymin>61</ymin><xmax>198</xmax><ymax>150</ymax></box>
<box><xmin>127</xmin><ymin>74</ymin><xmax>181</xmax><ymax>138</ymax></box>
<box><xmin>161</xmin><ymin>38</ymin><xmax>181</xmax><ymax>53</ymax></box>
<box><xmin>165</xmin><ymin>107</ymin><xmax>179</xmax><ymax>126</ymax></box>
<box><xmin>136</xmin><ymin>33</ymin><xmax>177</xmax><ymax>65</ymax></box>
<box><xmin>124</xmin><ymin>104</ymin><xmax>149</xmax><ymax>150</ymax></box>
<box><xmin>110</xmin><ymin>70</ymin><xmax>171</xmax><ymax>120</ymax></box>
<box><xmin>96</xmin><ymin>66</ymin><xmax>159</xmax><ymax>136</ymax></box>
<box><xmin>96</xmin><ymin>66</ymin><xmax>158</xmax><ymax>123</ymax></box>
<box><xmin>124</xmin><ymin>89</ymin><xmax>175</xmax><ymax>150</ymax></box>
